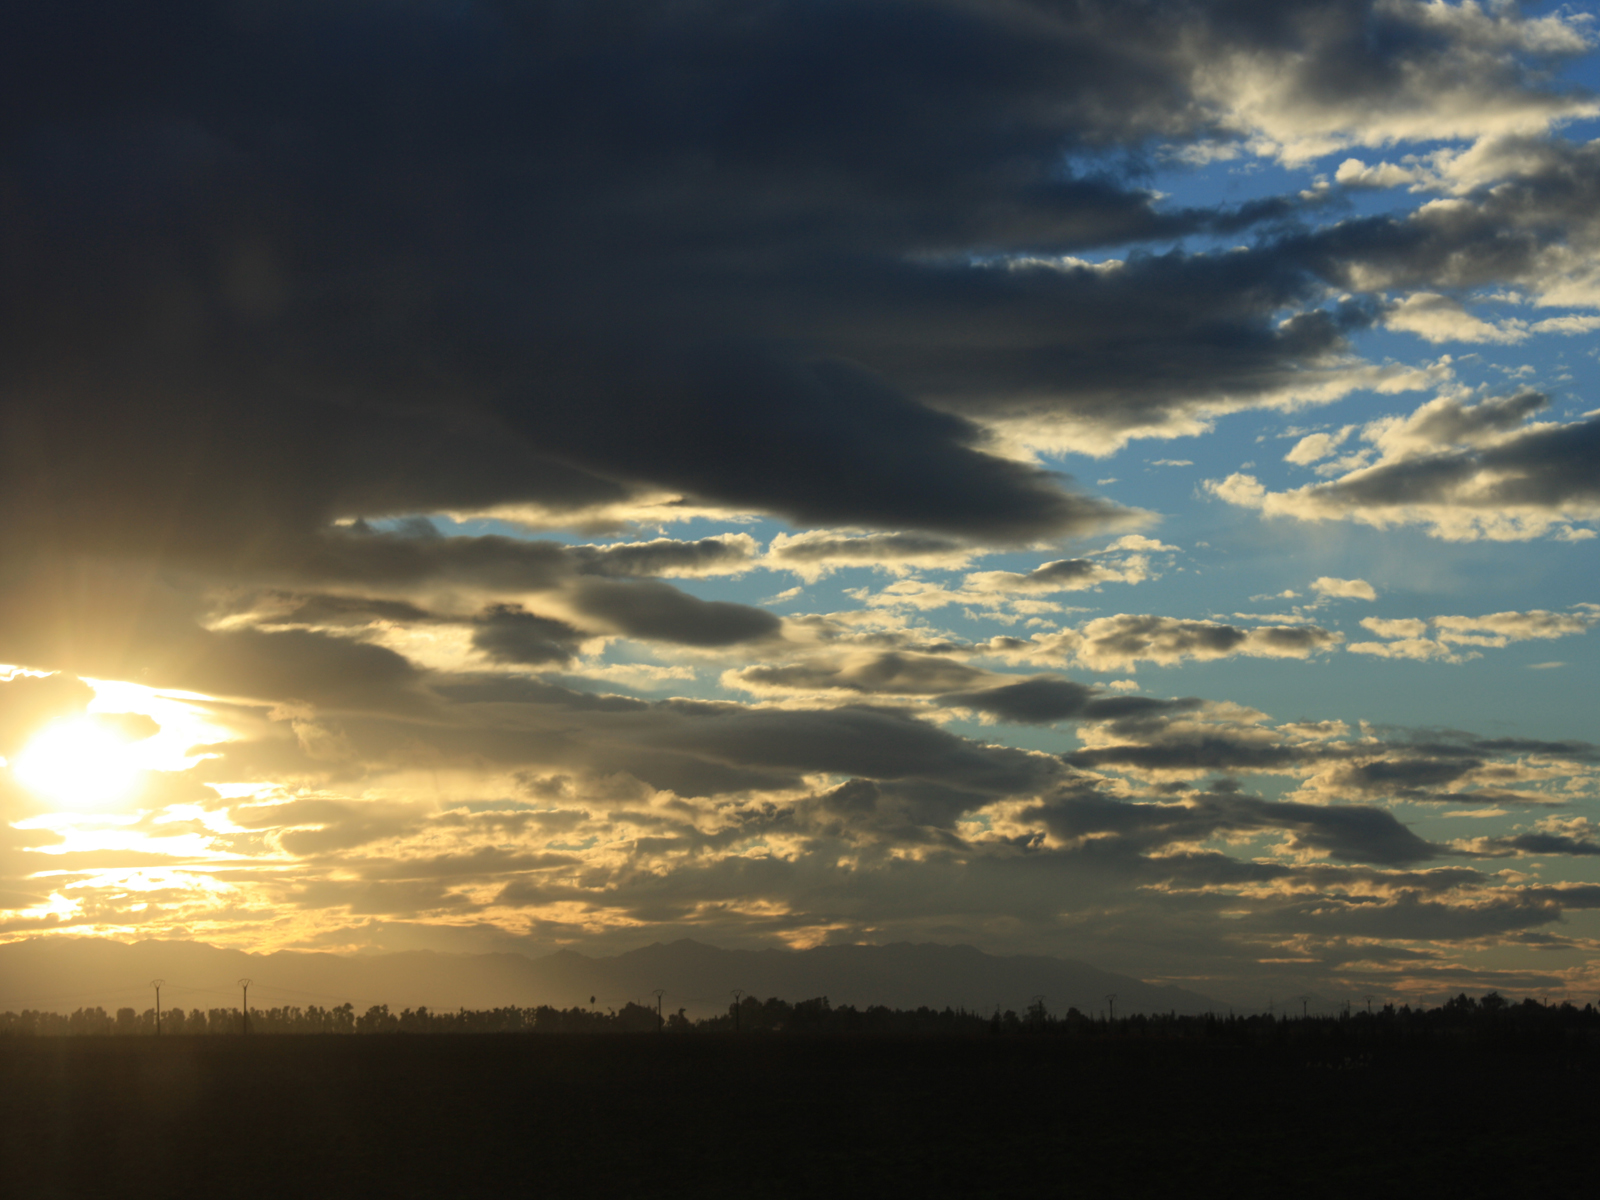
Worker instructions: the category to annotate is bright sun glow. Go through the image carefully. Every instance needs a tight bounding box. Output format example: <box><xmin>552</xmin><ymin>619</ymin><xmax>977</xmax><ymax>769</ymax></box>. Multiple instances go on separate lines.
<box><xmin>13</xmin><ymin>717</ymin><xmax>143</xmax><ymax>809</ymax></box>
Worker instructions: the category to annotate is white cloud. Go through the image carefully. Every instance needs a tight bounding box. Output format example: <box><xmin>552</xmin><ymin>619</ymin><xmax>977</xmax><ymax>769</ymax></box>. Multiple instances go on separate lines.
<box><xmin>1346</xmin><ymin>637</ymin><xmax>1477</xmax><ymax>662</ymax></box>
<box><xmin>1096</xmin><ymin>535</ymin><xmax>1179</xmax><ymax>554</ymax></box>
<box><xmin>1528</xmin><ymin>315</ymin><xmax>1600</xmax><ymax>335</ymax></box>
<box><xmin>1285</xmin><ymin>426</ymin><xmax>1355</xmax><ymax>465</ymax></box>
<box><xmin>765</xmin><ymin>530</ymin><xmax>980</xmax><ymax>582</ymax></box>
<box><xmin>1384</xmin><ymin>292</ymin><xmax>1528</xmax><ymax>344</ymax></box>
<box><xmin>983</xmin><ymin>614</ymin><xmax>1342</xmax><ymax>672</ymax></box>
<box><xmin>1336</xmin><ymin>157</ymin><xmax>1429</xmax><ymax>190</ymax></box>
<box><xmin>1345</xmin><ymin>605</ymin><xmax>1599</xmax><ymax>661</ymax></box>
<box><xmin>855</xmin><ymin>544</ymin><xmax>1167</xmax><ymax>617</ymax></box>
<box><xmin>1360</xmin><ymin>617</ymin><xmax>1428</xmax><ymax>640</ymax></box>
<box><xmin>567</xmin><ymin>662</ymin><xmax>699</xmax><ymax>689</ymax></box>
<box><xmin>1312</xmin><ymin>576</ymin><xmax>1378</xmax><ymax>601</ymax></box>
<box><xmin>1433</xmin><ymin>606</ymin><xmax>1600</xmax><ymax>646</ymax></box>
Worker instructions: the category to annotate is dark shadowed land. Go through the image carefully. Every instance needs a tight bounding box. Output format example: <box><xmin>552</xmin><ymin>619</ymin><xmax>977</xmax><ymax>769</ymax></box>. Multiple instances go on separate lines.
<box><xmin>2</xmin><ymin>1020</ymin><xmax>1596</xmax><ymax>1200</ymax></box>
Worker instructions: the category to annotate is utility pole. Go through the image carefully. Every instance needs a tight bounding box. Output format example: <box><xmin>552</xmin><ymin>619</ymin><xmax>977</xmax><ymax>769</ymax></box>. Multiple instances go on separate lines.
<box><xmin>651</xmin><ymin>988</ymin><xmax>665</xmax><ymax>1033</ymax></box>
<box><xmin>731</xmin><ymin>989</ymin><xmax>745</xmax><ymax>1033</ymax></box>
<box><xmin>239</xmin><ymin>978</ymin><xmax>252</xmax><ymax>1035</ymax></box>
<box><xmin>151</xmin><ymin>980</ymin><xmax>164</xmax><ymax>1036</ymax></box>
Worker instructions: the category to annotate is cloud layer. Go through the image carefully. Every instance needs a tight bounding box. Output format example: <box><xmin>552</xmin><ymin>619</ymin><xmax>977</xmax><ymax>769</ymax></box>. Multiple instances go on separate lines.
<box><xmin>0</xmin><ymin>2</ymin><xmax>1596</xmax><ymax>1006</ymax></box>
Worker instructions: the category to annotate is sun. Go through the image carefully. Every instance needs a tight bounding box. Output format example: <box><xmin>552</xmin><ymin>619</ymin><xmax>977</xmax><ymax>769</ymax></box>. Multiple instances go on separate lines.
<box><xmin>12</xmin><ymin>717</ymin><xmax>144</xmax><ymax>808</ymax></box>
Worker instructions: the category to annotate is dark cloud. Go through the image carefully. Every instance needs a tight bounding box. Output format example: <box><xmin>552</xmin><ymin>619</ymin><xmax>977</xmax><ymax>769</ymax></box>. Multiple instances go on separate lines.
<box><xmin>814</xmin><ymin>253</ymin><xmax>1379</xmax><ymax>448</ymax></box>
<box><xmin>1071</xmin><ymin>614</ymin><xmax>1343</xmax><ymax>670</ymax></box>
<box><xmin>1489</xmin><ymin>832</ymin><xmax>1600</xmax><ymax>858</ymax></box>
<box><xmin>352</xmin><ymin>845</ymin><xmax>583</xmax><ymax>882</ymax></box>
<box><xmin>939</xmin><ymin>677</ymin><xmax>1200</xmax><ymax>725</ymax></box>
<box><xmin>8</xmin><ymin>0</ymin><xmax>1576</xmax><ymax>575</ymax></box>
<box><xmin>1301</xmin><ymin>136</ymin><xmax>1600</xmax><ymax>297</ymax></box>
<box><xmin>1025</xmin><ymin>785</ymin><xmax>1445</xmax><ymax>866</ymax></box>
<box><xmin>433</xmin><ymin>675</ymin><xmax>649</xmax><ymax>714</ymax></box>
<box><xmin>162</xmin><ymin>628</ymin><xmax>426</xmax><ymax>711</ymax></box>
<box><xmin>233</xmin><ymin>798</ymin><xmax>419</xmax><ymax>856</ymax></box>
<box><xmin>0</xmin><ymin>0</ymin><xmax>1196</xmax><ymax>555</ymax></box>
<box><xmin>200</xmin><ymin>677</ymin><xmax>1062</xmax><ymax>811</ymax></box>
<box><xmin>766</xmin><ymin>532</ymin><xmax>973</xmax><ymax>571</ymax></box>
<box><xmin>1061</xmin><ymin>716</ymin><xmax>1580</xmax><ymax>809</ymax></box>
<box><xmin>1410</xmin><ymin>413</ymin><xmax>1598</xmax><ymax>511</ymax></box>
<box><xmin>732</xmin><ymin>654</ymin><xmax>1203</xmax><ymax>728</ymax></box>
<box><xmin>1402</xmin><ymin>390</ymin><xmax>1548</xmax><ymax>444</ymax></box>
<box><xmin>569</xmin><ymin>537</ymin><xmax>755</xmax><ymax>578</ymax></box>
<box><xmin>571</xmin><ymin>579</ymin><xmax>781</xmax><ymax>647</ymax></box>
<box><xmin>1255</xmin><ymin>891</ymin><xmax>1566</xmax><ymax>942</ymax></box>
<box><xmin>470</xmin><ymin>606</ymin><xmax>587</xmax><ymax>667</ymax></box>
<box><xmin>0</xmin><ymin>533</ymin><xmax>787</xmax><ymax>705</ymax></box>
<box><xmin>283</xmin><ymin>528</ymin><xmax>574</xmax><ymax>592</ymax></box>
<box><xmin>733</xmin><ymin>653</ymin><xmax>991</xmax><ymax>696</ymax></box>
<box><xmin>1461</xmin><ymin>736</ymin><xmax>1599</xmax><ymax>761</ymax></box>
<box><xmin>1251</xmin><ymin>410</ymin><xmax>1600</xmax><ymax>523</ymax></box>
<box><xmin>1338</xmin><ymin>756</ymin><xmax>1482</xmax><ymax>792</ymax></box>
<box><xmin>523</xmin><ymin>348</ymin><xmax>1127</xmax><ymax>541</ymax></box>
<box><xmin>798</xmin><ymin>777</ymin><xmax>1008</xmax><ymax>843</ymax></box>
<box><xmin>270</xmin><ymin>593</ymin><xmax>439</xmax><ymax>627</ymax></box>
<box><xmin>0</xmin><ymin>562</ymin><xmax>427</xmax><ymax>710</ymax></box>
<box><xmin>1021</xmin><ymin>560</ymin><xmax>1102</xmax><ymax>587</ymax></box>
<box><xmin>652</xmin><ymin>702</ymin><xmax>1059</xmax><ymax>801</ymax></box>
<box><xmin>1526</xmin><ymin>884</ymin><xmax>1600</xmax><ymax>909</ymax></box>
<box><xmin>0</xmin><ymin>0</ymin><xmax>1585</xmax><ymax>702</ymax></box>
<box><xmin>233</xmin><ymin>529</ymin><xmax>779</xmax><ymax>651</ymax></box>
<box><xmin>1066</xmin><ymin>736</ymin><xmax>1308</xmax><ymax>774</ymax></box>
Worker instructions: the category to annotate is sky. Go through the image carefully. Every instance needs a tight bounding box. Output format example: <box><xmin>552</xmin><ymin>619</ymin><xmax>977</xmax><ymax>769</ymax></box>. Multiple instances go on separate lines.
<box><xmin>0</xmin><ymin>0</ymin><xmax>1598</xmax><ymax>1010</ymax></box>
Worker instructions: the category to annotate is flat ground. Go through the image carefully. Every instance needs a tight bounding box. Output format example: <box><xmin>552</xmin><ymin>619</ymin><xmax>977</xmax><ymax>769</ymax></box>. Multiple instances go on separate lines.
<box><xmin>1</xmin><ymin>1035</ymin><xmax>1593</xmax><ymax>1198</ymax></box>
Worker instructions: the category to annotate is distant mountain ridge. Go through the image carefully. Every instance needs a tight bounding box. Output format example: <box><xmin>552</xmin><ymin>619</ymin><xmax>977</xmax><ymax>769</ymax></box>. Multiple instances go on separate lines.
<box><xmin>0</xmin><ymin>937</ymin><xmax>1218</xmax><ymax>1018</ymax></box>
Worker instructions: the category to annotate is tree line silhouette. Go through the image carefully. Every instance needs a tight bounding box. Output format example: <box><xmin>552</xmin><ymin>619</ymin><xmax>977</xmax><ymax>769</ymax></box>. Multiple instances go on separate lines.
<box><xmin>3</xmin><ymin>989</ymin><xmax>1599</xmax><ymax>1050</ymax></box>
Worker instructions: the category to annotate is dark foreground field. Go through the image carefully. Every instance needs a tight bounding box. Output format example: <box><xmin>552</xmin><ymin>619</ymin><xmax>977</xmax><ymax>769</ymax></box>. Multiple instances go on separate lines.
<box><xmin>2</xmin><ymin>1034</ymin><xmax>1594</xmax><ymax>1199</ymax></box>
